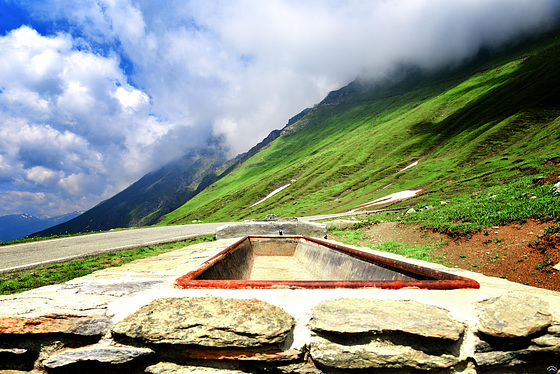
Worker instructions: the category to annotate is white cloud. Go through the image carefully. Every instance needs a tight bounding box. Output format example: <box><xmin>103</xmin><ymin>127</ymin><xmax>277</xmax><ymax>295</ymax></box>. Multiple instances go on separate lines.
<box><xmin>0</xmin><ymin>190</ymin><xmax>87</xmax><ymax>216</ymax></box>
<box><xmin>0</xmin><ymin>25</ymin><xmax>181</xmax><ymax>215</ymax></box>
<box><xmin>113</xmin><ymin>86</ymin><xmax>150</xmax><ymax>113</ymax></box>
<box><xmin>0</xmin><ymin>0</ymin><xmax>559</xmax><ymax>216</ymax></box>
<box><xmin>25</xmin><ymin>166</ymin><xmax>64</xmax><ymax>187</ymax></box>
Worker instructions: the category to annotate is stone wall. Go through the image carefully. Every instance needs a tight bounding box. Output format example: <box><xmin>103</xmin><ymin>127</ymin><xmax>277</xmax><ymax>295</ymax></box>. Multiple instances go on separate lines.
<box><xmin>215</xmin><ymin>220</ymin><xmax>327</xmax><ymax>240</ymax></box>
<box><xmin>1</xmin><ymin>238</ymin><xmax>559</xmax><ymax>373</ymax></box>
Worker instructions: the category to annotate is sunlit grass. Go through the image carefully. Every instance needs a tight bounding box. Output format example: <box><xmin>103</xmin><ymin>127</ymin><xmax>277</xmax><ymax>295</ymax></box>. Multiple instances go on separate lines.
<box><xmin>367</xmin><ymin>241</ymin><xmax>447</xmax><ymax>264</ymax></box>
<box><xmin>329</xmin><ymin>226</ymin><xmax>448</xmax><ymax>264</ymax></box>
<box><xmin>400</xmin><ymin>176</ymin><xmax>560</xmax><ymax>236</ymax></box>
<box><xmin>0</xmin><ymin>235</ymin><xmax>215</xmax><ymax>295</ymax></box>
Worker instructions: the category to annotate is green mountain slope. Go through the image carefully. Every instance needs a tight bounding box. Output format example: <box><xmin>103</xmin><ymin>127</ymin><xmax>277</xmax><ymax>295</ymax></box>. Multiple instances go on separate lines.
<box><xmin>161</xmin><ymin>30</ymin><xmax>560</xmax><ymax>225</ymax></box>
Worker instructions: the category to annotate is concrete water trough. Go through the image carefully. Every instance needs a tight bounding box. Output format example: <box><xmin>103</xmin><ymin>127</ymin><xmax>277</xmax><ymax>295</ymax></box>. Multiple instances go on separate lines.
<box><xmin>175</xmin><ymin>236</ymin><xmax>480</xmax><ymax>290</ymax></box>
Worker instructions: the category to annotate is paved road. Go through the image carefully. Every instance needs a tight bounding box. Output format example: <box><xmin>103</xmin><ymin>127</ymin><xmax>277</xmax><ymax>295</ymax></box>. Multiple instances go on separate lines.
<box><xmin>0</xmin><ymin>207</ymin><xmax>410</xmax><ymax>274</ymax></box>
<box><xmin>0</xmin><ymin>223</ymin><xmax>227</xmax><ymax>274</ymax></box>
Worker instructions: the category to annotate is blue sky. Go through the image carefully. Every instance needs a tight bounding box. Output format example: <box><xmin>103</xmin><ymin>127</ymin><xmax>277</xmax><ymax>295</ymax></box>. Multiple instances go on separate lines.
<box><xmin>0</xmin><ymin>0</ymin><xmax>559</xmax><ymax>217</ymax></box>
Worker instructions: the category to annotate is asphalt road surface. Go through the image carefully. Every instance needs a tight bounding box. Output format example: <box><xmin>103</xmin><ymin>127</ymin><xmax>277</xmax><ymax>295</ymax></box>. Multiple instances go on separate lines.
<box><xmin>0</xmin><ymin>223</ymin><xmax>227</xmax><ymax>274</ymax></box>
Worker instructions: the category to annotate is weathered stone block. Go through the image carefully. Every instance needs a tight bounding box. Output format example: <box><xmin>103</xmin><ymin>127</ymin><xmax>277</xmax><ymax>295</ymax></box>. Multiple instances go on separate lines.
<box><xmin>310</xmin><ymin>334</ymin><xmax>461</xmax><ymax>370</ymax></box>
<box><xmin>146</xmin><ymin>362</ymin><xmax>250</xmax><ymax>373</ymax></box>
<box><xmin>216</xmin><ymin>221</ymin><xmax>327</xmax><ymax>239</ymax></box>
<box><xmin>548</xmin><ymin>324</ymin><xmax>560</xmax><ymax>335</ymax></box>
<box><xmin>474</xmin><ymin>345</ymin><xmax>560</xmax><ymax>367</ymax></box>
<box><xmin>532</xmin><ymin>334</ymin><xmax>560</xmax><ymax>347</ymax></box>
<box><xmin>42</xmin><ymin>344</ymin><xmax>154</xmax><ymax>368</ymax></box>
<box><xmin>477</xmin><ymin>294</ymin><xmax>552</xmax><ymax>338</ymax></box>
<box><xmin>112</xmin><ymin>297</ymin><xmax>295</xmax><ymax>347</ymax></box>
<box><xmin>310</xmin><ymin>298</ymin><xmax>465</xmax><ymax>340</ymax></box>
<box><xmin>0</xmin><ymin>314</ymin><xmax>110</xmax><ymax>336</ymax></box>
<box><xmin>309</xmin><ymin>298</ymin><xmax>464</xmax><ymax>371</ymax></box>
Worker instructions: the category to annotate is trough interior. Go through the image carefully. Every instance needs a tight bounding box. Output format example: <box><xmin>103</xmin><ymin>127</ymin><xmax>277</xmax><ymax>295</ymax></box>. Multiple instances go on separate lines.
<box><xmin>197</xmin><ymin>236</ymin><xmax>427</xmax><ymax>281</ymax></box>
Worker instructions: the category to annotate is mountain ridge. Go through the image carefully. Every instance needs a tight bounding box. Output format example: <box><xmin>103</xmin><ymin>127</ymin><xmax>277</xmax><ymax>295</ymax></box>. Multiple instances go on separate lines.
<box><xmin>0</xmin><ymin>212</ymin><xmax>81</xmax><ymax>242</ymax></box>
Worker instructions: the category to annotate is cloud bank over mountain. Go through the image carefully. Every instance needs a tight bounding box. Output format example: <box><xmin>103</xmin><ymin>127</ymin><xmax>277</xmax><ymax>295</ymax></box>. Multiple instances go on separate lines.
<box><xmin>1</xmin><ymin>0</ymin><xmax>559</xmax><ymax>216</ymax></box>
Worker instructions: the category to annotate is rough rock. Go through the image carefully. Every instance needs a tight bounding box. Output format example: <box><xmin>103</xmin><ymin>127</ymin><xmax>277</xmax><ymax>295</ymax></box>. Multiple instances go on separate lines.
<box><xmin>477</xmin><ymin>294</ymin><xmax>552</xmax><ymax>338</ymax></box>
<box><xmin>146</xmin><ymin>362</ymin><xmax>250</xmax><ymax>373</ymax></box>
<box><xmin>474</xmin><ymin>350</ymin><xmax>523</xmax><ymax>367</ymax></box>
<box><xmin>180</xmin><ymin>347</ymin><xmax>301</xmax><ymax>361</ymax></box>
<box><xmin>0</xmin><ymin>293</ymin><xmax>113</xmax><ymax>318</ymax></box>
<box><xmin>548</xmin><ymin>324</ymin><xmax>560</xmax><ymax>335</ymax></box>
<box><xmin>0</xmin><ymin>314</ymin><xmax>111</xmax><ymax>336</ymax></box>
<box><xmin>0</xmin><ymin>348</ymin><xmax>27</xmax><ymax>355</ymax></box>
<box><xmin>112</xmin><ymin>297</ymin><xmax>295</xmax><ymax>347</ymax></box>
<box><xmin>274</xmin><ymin>360</ymin><xmax>323</xmax><ymax>374</ymax></box>
<box><xmin>42</xmin><ymin>344</ymin><xmax>154</xmax><ymax>368</ymax></box>
<box><xmin>550</xmin><ymin>181</ymin><xmax>560</xmax><ymax>194</ymax></box>
<box><xmin>310</xmin><ymin>298</ymin><xmax>465</xmax><ymax>340</ymax></box>
<box><xmin>215</xmin><ymin>221</ymin><xmax>326</xmax><ymax>239</ymax></box>
<box><xmin>0</xmin><ymin>347</ymin><xmax>33</xmax><ymax>369</ymax></box>
<box><xmin>532</xmin><ymin>334</ymin><xmax>560</xmax><ymax>347</ymax></box>
<box><xmin>309</xmin><ymin>334</ymin><xmax>460</xmax><ymax>370</ymax></box>
<box><xmin>474</xmin><ymin>345</ymin><xmax>560</xmax><ymax>367</ymax></box>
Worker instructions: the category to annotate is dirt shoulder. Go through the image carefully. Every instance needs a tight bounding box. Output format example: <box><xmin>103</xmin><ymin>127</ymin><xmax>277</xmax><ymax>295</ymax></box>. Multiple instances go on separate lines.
<box><xmin>328</xmin><ymin>220</ymin><xmax>560</xmax><ymax>292</ymax></box>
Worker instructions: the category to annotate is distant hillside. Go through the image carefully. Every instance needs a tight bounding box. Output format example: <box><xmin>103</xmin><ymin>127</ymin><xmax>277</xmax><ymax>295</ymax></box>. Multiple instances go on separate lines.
<box><xmin>160</xmin><ymin>29</ymin><xmax>560</xmax><ymax>224</ymax></box>
<box><xmin>33</xmin><ymin>109</ymin><xmax>311</xmax><ymax>236</ymax></box>
<box><xmin>0</xmin><ymin>212</ymin><xmax>80</xmax><ymax>242</ymax></box>
<box><xmin>32</xmin><ymin>149</ymin><xmax>228</xmax><ymax>236</ymax></box>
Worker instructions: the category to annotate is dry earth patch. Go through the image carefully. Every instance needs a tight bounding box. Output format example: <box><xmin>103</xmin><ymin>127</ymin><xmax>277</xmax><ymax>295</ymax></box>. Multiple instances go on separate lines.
<box><xmin>329</xmin><ymin>220</ymin><xmax>560</xmax><ymax>292</ymax></box>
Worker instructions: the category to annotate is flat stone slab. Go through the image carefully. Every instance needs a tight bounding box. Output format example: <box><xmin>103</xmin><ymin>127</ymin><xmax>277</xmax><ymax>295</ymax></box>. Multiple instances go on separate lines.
<box><xmin>42</xmin><ymin>344</ymin><xmax>154</xmax><ymax>368</ymax></box>
<box><xmin>310</xmin><ymin>335</ymin><xmax>460</xmax><ymax>370</ymax></box>
<box><xmin>146</xmin><ymin>362</ymin><xmax>251</xmax><ymax>374</ymax></box>
<box><xmin>0</xmin><ymin>314</ymin><xmax>110</xmax><ymax>336</ymax></box>
<box><xmin>310</xmin><ymin>298</ymin><xmax>465</xmax><ymax>340</ymax></box>
<box><xmin>477</xmin><ymin>293</ymin><xmax>552</xmax><ymax>338</ymax></box>
<box><xmin>112</xmin><ymin>297</ymin><xmax>295</xmax><ymax>347</ymax></box>
<box><xmin>0</xmin><ymin>292</ymin><xmax>115</xmax><ymax>318</ymax></box>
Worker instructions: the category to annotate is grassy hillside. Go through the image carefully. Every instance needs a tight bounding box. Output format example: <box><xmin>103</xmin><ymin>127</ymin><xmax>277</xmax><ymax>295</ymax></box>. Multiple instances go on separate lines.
<box><xmin>160</xmin><ymin>29</ymin><xmax>560</xmax><ymax>225</ymax></box>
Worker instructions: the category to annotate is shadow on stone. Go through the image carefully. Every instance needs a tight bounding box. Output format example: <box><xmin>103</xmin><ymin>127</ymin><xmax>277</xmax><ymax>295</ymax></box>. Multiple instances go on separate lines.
<box><xmin>314</xmin><ymin>330</ymin><xmax>462</xmax><ymax>357</ymax></box>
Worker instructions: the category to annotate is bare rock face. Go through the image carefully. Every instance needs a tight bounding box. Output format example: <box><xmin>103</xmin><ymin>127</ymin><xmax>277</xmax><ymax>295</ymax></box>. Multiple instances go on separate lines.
<box><xmin>112</xmin><ymin>297</ymin><xmax>295</xmax><ymax>347</ymax></box>
<box><xmin>42</xmin><ymin>344</ymin><xmax>154</xmax><ymax>368</ymax></box>
<box><xmin>308</xmin><ymin>298</ymin><xmax>464</xmax><ymax>370</ymax></box>
<box><xmin>477</xmin><ymin>294</ymin><xmax>552</xmax><ymax>338</ymax></box>
<box><xmin>310</xmin><ymin>298</ymin><xmax>465</xmax><ymax>340</ymax></box>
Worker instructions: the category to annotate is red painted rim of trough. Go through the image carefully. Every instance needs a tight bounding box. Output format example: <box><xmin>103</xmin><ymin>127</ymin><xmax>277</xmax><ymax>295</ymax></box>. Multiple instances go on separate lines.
<box><xmin>174</xmin><ymin>236</ymin><xmax>480</xmax><ymax>290</ymax></box>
